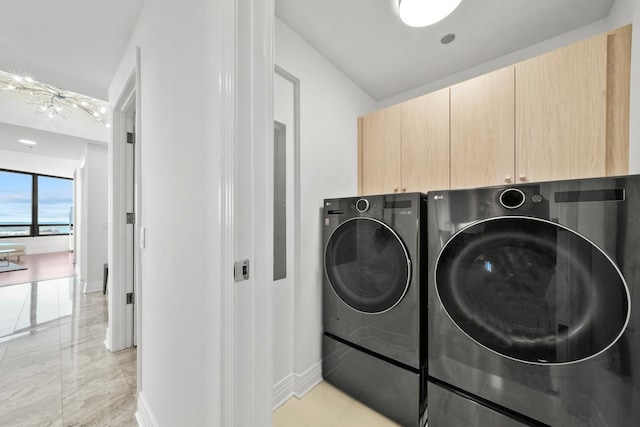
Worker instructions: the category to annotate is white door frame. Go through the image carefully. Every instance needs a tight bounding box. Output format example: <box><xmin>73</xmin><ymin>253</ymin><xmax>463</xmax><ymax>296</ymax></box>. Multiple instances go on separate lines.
<box><xmin>107</xmin><ymin>48</ymin><xmax>141</xmax><ymax>359</ymax></box>
<box><xmin>220</xmin><ymin>0</ymin><xmax>274</xmax><ymax>424</ymax></box>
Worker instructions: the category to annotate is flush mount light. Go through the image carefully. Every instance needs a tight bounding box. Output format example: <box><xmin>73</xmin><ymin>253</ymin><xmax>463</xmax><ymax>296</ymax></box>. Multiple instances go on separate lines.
<box><xmin>18</xmin><ymin>139</ymin><xmax>38</xmax><ymax>148</ymax></box>
<box><xmin>398</xmin><ymin>0</ymin><xmax>462</xmax><ymax>27</ymax></box>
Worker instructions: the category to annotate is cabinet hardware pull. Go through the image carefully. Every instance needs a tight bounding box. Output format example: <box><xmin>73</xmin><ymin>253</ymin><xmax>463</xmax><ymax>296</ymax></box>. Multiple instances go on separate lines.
<box><xmin>519</xmin><ymin>174</ymin><xmax>527</xmax><ymax>182</ymax></box>
<box><xmin>505</xmin><ymin>175</ymin><xmax>512</xmax><ymax>183</ymax></box>
<box><xmin>402</xmin><ymin>187</ymin><xmax>406</xmax><ymax>192</ymax></box>
<box><xmin>394</xmin><ymin>187</ymin><xmax>399</xmax><ymax>193</ymax></box>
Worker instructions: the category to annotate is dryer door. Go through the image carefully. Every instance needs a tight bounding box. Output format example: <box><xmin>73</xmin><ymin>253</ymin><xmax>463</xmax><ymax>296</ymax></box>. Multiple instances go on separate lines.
<box><xmin>435</xmin><ymin>216</ymin><xmax>630</xmax><ymax>365</ymax></box>
<box><xmin>325</xmin><ymin>217</ymin><xmax>411</xmax><ymax>314</ymax></box>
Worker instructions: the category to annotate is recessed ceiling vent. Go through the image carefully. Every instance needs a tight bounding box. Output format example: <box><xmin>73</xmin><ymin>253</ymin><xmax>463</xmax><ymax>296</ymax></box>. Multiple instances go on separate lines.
<box><xmin>441</xmin><ymin>33</ymin><xmax>456</xmax><ymax>44</ymax></box>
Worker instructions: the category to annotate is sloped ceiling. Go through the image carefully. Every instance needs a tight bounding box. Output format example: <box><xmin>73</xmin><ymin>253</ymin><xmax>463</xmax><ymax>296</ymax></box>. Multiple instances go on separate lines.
<box><xmin>276</xmin><ymin>0</ymin><xmax>616</xmax><ymax>100</ymax></box>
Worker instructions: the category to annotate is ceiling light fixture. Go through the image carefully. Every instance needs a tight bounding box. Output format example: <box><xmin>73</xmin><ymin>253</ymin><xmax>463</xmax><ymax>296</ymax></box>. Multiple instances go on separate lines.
<box><xmin>0</xmin><ymin>70</ymin><xmax>109</xmax><ymax>127</ymax></box>
<box><xmin>398</xmin><ymin>0</ymin><xmax>462</xmax><ymax>27</ymax></box>
<box><xmin>18</xmin><ymin>139</ymin><xmax>37</xmax><ymax>146</ymax></box>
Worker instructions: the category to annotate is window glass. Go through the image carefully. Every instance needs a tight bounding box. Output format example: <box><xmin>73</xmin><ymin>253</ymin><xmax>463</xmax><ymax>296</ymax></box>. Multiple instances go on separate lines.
<box><xmin>37</xmin><ymin>176</ymin><xmax>73</xmax><ymax>235</ymax></box>
<box><xmin>0</xmin><ymin>170</ymin><xmax>32</xmax><ymax>237</ymax></box>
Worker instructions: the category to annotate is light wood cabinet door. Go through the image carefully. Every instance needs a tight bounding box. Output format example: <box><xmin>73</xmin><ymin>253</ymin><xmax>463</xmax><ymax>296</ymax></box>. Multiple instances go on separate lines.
<box><xmin>401</xmin><ymin>88</ymin><xmax>450</xmax><ymax>192</ymax></box>
<box><xmin>516</xmin><ymin>33</ymin><xmax>608</xmax><ymax>183</ymax></box>
<box><xmin>450</xmin><ymin>66</ymin><xmax>515</xmax><ymax>189</ymax></box>
<box><xmin>360</xmin><ymin>104</ymin><xmax>402</xmax><ymax>195</ymax></box>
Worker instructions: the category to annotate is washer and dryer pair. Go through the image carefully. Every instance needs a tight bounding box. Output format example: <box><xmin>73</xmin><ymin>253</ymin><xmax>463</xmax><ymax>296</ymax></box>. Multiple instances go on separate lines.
<box><xmin>322</xmin><ymin>192</ymin><xmax>428</xmax><ymax>427</ymax></box>
<box><xmin>322</xmin><ymin>175</ymin><xmax>640</xmax><ymax>426</ymax></box>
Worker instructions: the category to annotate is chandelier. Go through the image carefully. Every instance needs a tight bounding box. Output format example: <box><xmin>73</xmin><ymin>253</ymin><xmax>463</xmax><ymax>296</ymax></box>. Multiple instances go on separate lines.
<box><xmin>0</xmin><ymin>70</ymin><xmax>109</xmax><ymax>127</ymax></box>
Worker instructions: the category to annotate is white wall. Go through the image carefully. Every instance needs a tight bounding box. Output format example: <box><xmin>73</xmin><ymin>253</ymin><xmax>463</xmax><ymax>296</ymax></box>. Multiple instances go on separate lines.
<box><xmin>111</xmin><ymin>0</ymin><xmax>275</xmax><ymax>422</ymax></box>
<box><xmin>1</xmin><ymin>149</ymin><xmax>77</xmax><ymax>253</ymax></box>
<box><xmin>274</xmin><ymin>17</ymin><xmax>377</xmax><ymax>399</ymax></box>
<box><xmin>109</xmin><ymin>1</ymin><xmax>227</xmax><ymax>425</ymax></box>
<box><xmin>0</xmin><ymin>149</ymin><xmax>77</xmax><ymax>177</ymax></box>
<box><xmin>78</xmin><ymin>144</ymin><xmax>108</xmax><ymax>292</ymax></box>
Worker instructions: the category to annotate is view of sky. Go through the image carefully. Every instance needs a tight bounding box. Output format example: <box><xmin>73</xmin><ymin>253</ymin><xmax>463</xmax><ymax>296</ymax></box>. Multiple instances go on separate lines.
<box><xmin>0</xmin><ymin>170</ymin><xmax>73</xmax><ymax>225</ymax></box>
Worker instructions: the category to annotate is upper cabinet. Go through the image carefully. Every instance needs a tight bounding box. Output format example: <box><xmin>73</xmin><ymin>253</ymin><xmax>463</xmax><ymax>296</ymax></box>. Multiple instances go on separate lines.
<box><xmin>401</xmin><ymin>88</ymin><xmax>450</xmax><ymax>193</ymax></box>
<box><xmin>516</xmin><ymin>32</ymin><xmax>608</xmax><ymax>183</ymax></box>
<box><xmin>516</xmin><ymin>25</ymin><xmax>630</xmax><ymax>183</ymax></box>
<box><xmin>359</xmin><ymin>104</ymin><xmax>402</xmax><ymax>195</ymax></box>
<box><xmin>450</xmin><ymin>66</ymin><xmax>515</xmax><ymax>189</ymax></box>
<box><xmin>358</xmin><ymin>25</ymin><xmax>631</xmax><ymax>195</ymax></box>
<box><xmin>358</xmin><ymin>89</ymin><xmax>449</xmax><ymax>195</ymax></box>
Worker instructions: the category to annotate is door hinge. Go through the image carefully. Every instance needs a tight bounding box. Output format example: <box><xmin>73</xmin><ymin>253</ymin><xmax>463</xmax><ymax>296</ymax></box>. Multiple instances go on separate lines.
<box><xmin>126</xmin><ymin>293</ymin><xmax>135</xmax><ymax>304</ymax></box>
<box><xmin>127</xmin><ymin>132</ymin><xmax>135</xmax><ymax>144</ymax></box>
<box><xmin>126</xmin><ymin>212</ymin><xmax>135</xmax><ymax>224</ymax></box>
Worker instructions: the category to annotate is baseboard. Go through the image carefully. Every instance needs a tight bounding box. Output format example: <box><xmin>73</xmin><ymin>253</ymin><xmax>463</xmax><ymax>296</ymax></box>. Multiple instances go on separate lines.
<box><xmin>272</xmin><ymin>361</ymin><xmax>323</xmax><ymax>411</ymax></box>
<box><xmin>294</xmin><ymin>360</ymin><xmax>323</xmax><ymax>399</ymax></box>
<box><xmin>273</xmin><ymin>373</ymin><xmax>294</xmax><ymax>410</ymax></box>
<box><xmin>136</xmin><ymin>391</ymin><xmax>159</xmax><ymax>427</ymax></box>
<box><xmin>83</xmin><ymin>280</ymin><xmax>102</xmax><ymax>293</ymax></box>
<box><xmin>104</xmin><ymin>327</ymin><xmax>111</xmax><ymax>351</ymax></box>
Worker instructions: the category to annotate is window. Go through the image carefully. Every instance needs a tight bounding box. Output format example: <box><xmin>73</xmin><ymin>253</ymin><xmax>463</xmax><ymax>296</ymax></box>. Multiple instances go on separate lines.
<box><xmin>0</xmin><ymin>169</ymin><xmax>73</xmax><ymax>238</ymax></box>
<box><xmin>37</xmin><ymin>175</ymin><xmax>73</xmax><ymax>235</ymax></box>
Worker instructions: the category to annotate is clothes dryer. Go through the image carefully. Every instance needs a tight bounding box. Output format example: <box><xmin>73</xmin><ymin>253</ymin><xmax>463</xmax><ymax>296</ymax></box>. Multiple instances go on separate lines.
<box><xmin>427</xmin><ymin>175</ymin><xmax>640</xmax><ymax>426</ymax></box>
<box><xmin>322</xmin><ymin>192</ymin><xmax>428</xmax><ymax>427</ymax></box>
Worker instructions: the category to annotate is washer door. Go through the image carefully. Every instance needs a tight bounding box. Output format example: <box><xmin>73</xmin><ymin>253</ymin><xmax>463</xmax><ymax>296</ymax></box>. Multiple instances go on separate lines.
<box><xmin>325</xmin><ymin>217</ymin><xmax>411</xmax><ymax>314</ymax></box>
<box><xmin>435</xmin><ymin>216</ymin><xmax>630</xmax><ymax>365</ymax></box>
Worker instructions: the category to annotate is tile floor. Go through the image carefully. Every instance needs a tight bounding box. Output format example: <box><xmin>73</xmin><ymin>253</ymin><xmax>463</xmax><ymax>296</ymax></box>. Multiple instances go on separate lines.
<box><xmin>0</xmin><ymin>275</ymin><xmax>405</xmax><ymax>426</ymax></box>
<box><xmin>0</xmin><ymin>277</ymin><xmax>137</xmax><ymax>426</ymax></box>
<box><xmin>273</xmin><ymin>381</ymin><xmax>401</xmax><ymax>427</ymax></box>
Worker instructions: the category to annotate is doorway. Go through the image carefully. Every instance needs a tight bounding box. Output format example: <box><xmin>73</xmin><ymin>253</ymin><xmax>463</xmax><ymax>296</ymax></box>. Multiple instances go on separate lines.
<box><xmin>108</xmin><ymin>49</ymin><xmax>141</xmax><ymax>357</ymax></box>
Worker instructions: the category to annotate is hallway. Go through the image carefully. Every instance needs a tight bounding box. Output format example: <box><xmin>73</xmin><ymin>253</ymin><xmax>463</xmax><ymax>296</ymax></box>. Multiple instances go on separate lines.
<box><xmin>0</xmin><ymin>277</ymin><xmax>137</xmax><ymax>426</ymax></box>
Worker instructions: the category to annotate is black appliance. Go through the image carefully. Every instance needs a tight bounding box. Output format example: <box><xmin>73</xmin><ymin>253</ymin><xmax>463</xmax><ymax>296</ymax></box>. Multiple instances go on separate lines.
<box><xmin>322</xmin><ymin>192</ymin><xmax>428</xmax><ymax>427</ymax></box>
<box><xmin>427</xmin><ymin>175</ymin><xmax>640</xmax><ymax>426</ymax></box>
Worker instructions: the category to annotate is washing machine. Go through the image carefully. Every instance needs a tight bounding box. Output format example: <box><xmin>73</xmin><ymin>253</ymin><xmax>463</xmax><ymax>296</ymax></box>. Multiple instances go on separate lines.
<box><xmin>427</xmin><ymin>175</ymin><xmax>640</xmax><ymax>426</ymax></box>
<box><xmin>322</xmin><ymin>192</ymin><xmax>428</xmax><ymax>427</ymax></box>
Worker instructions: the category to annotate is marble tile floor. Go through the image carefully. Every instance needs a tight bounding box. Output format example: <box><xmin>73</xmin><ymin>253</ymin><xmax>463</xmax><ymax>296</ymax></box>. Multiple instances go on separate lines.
<box><xmin>273</xmin><ymin>381</ymin><xmax>401</xmax><ymax>427</ymax></box>
<box><xmin>0</xmin><ymin>277</ymin><xmax>137</xmax><ymax>426</ymax></box>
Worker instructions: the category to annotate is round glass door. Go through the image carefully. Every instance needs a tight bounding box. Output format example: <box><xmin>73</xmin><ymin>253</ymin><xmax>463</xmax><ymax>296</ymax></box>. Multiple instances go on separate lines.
<box><xmin>435</xmin><ymin>216</ymin><xmax>629</xmax><ymax>365</ymax></box>
<box><xmin>325</xmin><ymin>217</ymin><xmax>411</xmax><ymax>314</ymax></box>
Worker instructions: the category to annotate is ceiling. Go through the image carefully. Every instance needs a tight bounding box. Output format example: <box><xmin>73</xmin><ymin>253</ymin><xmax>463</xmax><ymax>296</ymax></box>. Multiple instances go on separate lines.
<box><xmin>275</xmin><ymin>0</ymin><xmax>616</xmax><ymax>100</ymax></box>
<box><xmin>0</xmin><ymin>0</ymin><xmax>143</xmax><ymax>160</ymax></box>
<box><xmin>0</xmin><ymin>122</ymin><xmax>88</xmax><ymax>160</ymax></box>
<box><xmin>0</xmin><ymin>0</ymin><xmax>144</xmax><ymax>100</ymax></box>
<box><xmin>0</xmin><ymin>0</ymin><xmax>618</xmax><ymax>161</ymax></box>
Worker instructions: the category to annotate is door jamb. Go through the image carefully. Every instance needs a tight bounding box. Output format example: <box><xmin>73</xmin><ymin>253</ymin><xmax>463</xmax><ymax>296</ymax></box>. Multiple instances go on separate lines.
<box><xmin>108</xmin><ymin>49</ymin><xmax>141</xmax><ymax>359</ymax></box>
